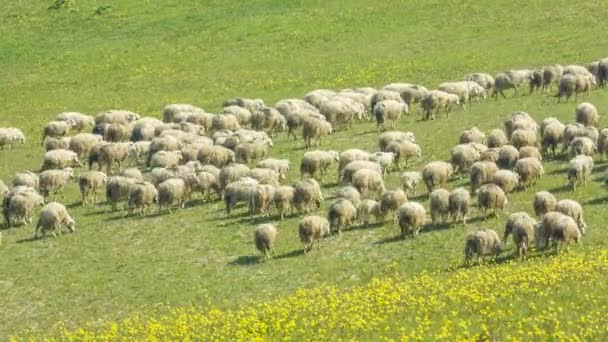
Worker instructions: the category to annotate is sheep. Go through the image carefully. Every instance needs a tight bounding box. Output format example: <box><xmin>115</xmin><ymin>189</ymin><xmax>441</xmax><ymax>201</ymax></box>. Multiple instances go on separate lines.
<box><xmin>567</xmin><ymin>155</ymin><xmax>593</xmax><ymax>190</ymax></box>
<box><xmin>378</xmin><ymin>131</ymin><xmax>416</xmax><ymax>151</ymax></box>
<box><xmin>235</xmin><ymin>142</ymin><xmax>269</xmax><ymax>164</ymax></box>
<box><xmin>198</xmin><ymin>145</ymin><xmax>235</xmax><ymax>168</ymax></box>
<box><xmin>464</xmin><ymin>72</ymin><xmax>495</xmax><ymax>90</ymax></box>
<box><xmin>531</xmin><ymin>191</ymin><xmax>556</xmax><ymax>219</ymax></box>
<box><xmin>422</xmin><ymin>161</ymin><xmax>453</xmax><ymax>193</ymax></box>
<box><xmin>0</xmin><ymin>128</ymin><xmax>26</xmax><ymax>149</ymax></box>
<box><xmin>162</xmin><ymin>104</ymin><xmax>203</xmax><ymax>123</ymax></box>
<box><xmin>304</xmin><ymin>89</ymin><xmax>336</xmax><ymax>108</ymax></box>
<box><xmin>69</xmin><ymin>133</ymin><xmax>103</xmax><ymax>160</ymax></box>
<box><xmin>421</xmin><ymin>90</ymin><xmax>461</xmax><ymax>120</ymax></box>
<box><xmin>439</xmin><ymin>81</ymin><xmax>484</xmax><ymax>106</ymax></box>
<box><xmin>385</xmin><ymin>140</ymin><xmax>421</xmax><ymax>168</ymax></box>
<box><xmin>248</xmin><ymin>184</ymin><xmax>276</xmax><ymax>216</ymax></box>
<box><xmin>38</xmin><ymin>168</ymin><xmax>74</xmax><ymax>198</ymax></box>
<box><xmin>106</xmin><ymin>176</ymin><xmax>136</xmax><ymax>211</ymax></box>
<box><xmin>223</xmin><ymin>106</ymin><xmax>252</xmax><ymax>127</ymax></box>
<box><xmin>298</xmin><ymin>215</ymin><xmax>330</xmax><ymax>253</ymax></box>
<box><xmin>398</xmin><ymin>202</ymin><xmax>426</xmax><ymax>238</ymax></box>
<box><xmin>12</xmin><ymin>171</ymin><xmax>39</xmax><ymax>190</ymax></box>
<box><xmin>104</xmin><ymin>123</ymin><xmax>133</xmax><ymax>142</ymax></box>
<box><xmin>57</xmin><ymin>112</ymin><xmax>94</xmax><ymax>132</ymax></box>
<box><xmin>556</xmin><ymin>73</ymin><xmax>593</xmax><ymax>102</ymax></box>
<box><xmin>253</xmin><ymin>224</ymin><xmax>278</xmax><ymax>260</ymax></box>
<box><xmin>568</xmin><ymin>136</ymin><xmax>596</xmax><ymax>157</ymax></box>
<box><xmin>470</xmin><ymin>161</ymin><xmax>499</xmax><ymax>194</ymax></box>
<box><xmin>78</xmin><ymin>171</ymin><xmax>107</xmax><ymax>206</ymax></box>
<box><xmin>95</xmin><ymin>110</ymin><xmax>140</xmax><ymax>125</ymax></box>
<box><xmin>149</xmin><ymin>150</ymin><xmax>183</xmax><ymax>169</ymax></box>
<box><xmin>598</xmin><ymin>58</ymin><xmax>608</xmax><ymax>87</ymax></box>
<box><xmin>370</xmin><ymin>89</ymin><xmax>403</xmax><ymax>111</ymax></box>
<box><xmin>477</xmin><ymin>184</ymin><xmax>508</xmax><ymax>217</ymax></box>
<box><xmin>542</xmin><ymin>64</ymin><xmax>564</xmax><ymax>91</ymax></box>
<box><xmin>519</xmin><ymin>146</ymin><xmax>542</xmax><ymax>161</ymax></box>
<box><xmin>504</xmin><ymin>212</ymin><xmax>536</xmax><ymax>258</ymax></box>
<box><xmin>340</xmin><ymin>160</ymin><xmax>383</xmax><ymax>185</ymax></box>
<box><xmin>219</xmin><ymin>163</ymin><xmax>251</xmax><ymax>195</ymax></box>
<box><xmin>327</xmin><ymin>199</ymin><xmax>357</xmax><ymax>235</ymax></box>
<box><xmin>429</xmin><ymin>188</ymin><xmax>450</xmax><ymax>224</ymax></box>
<box><xmin>449</xmin><ymin>187</ymin><xmax>470</xmax><ymax>224</ymax></box>
<box><xmin>562</xmin><ymin>123</ymin><xmax>597</xmax><ymax>153</ymax></box>
<box><xmin>259</xmin><ymin>107</ymin><xmax>287</xmax><ymax>136</ymax></box>
<box><xmin>397</xmin><ymin>86</ymin><xmax>428</xmax><ymax>107</ymax></box>
<box><xmin>497</xmin><ymin>145</ymin><xmax>519</xmax><ymax>170</ymax></box>
<box><xmin>492</xmin><ymin>70</ymin><xmax>532</xmax><ymax>98</ymax></box>
<box><xmin>42</xmin><ymin>149</ymin><xmax>80</xmax><ymax>171</ymax></box>
<box><xmin>357</xmin><ymin>199</ymin><xmax>382</xmax><ymax>225</ymax></box>
<box><xmin>564</xmin><ymin>64</ymin><xmax>594</xmax><ymax>77</ymax></box>
<box><xmin>339</xmin><ymin>149</ymin><xmax>370</xmax><ymax>171</ymax></box>
<box><xmin>379</xmin><ymin>188</ymin><xmax>407</xmax><ymax>220</ymax></box>
<box><xmin>3</xmin><ymin>189</ymin><xmax>45</xmax><ymax>227</ymax></box>
<box><xmin>223</xmin><ymin>98</ymin><xmax>265</xmax><ymax>113</ymax></box>
<box><xmin>42</xmin><ymin>120</ymin><xmax>74</xmax><ymax>145</ymax></box>
<box><xmin>126</xmin><ymin>181</ymin><xmax>158</xmax><ymax>216</ymax></box>
<box><xmin>119</xmin><ymin>168</ymin><xmax>144</xmax><ymax>182</ymax></box>
<box><xmin>44</xmin><ymin>137</ymin><xmax>71</xmax><ymax>151</ymax></box>
<box><xmin>300</xmin><ymin>150</ymin><xmax>340</xmax><ymax>180</ymax></box>
<box><xmin>293</xmin><ymin>178</ymin><xmax>323</xmax><ymax>214</ymax></box>
<box><xmin>451</xmin><ymin>144</ymin><xmax>481</xmax><ymax>174</ymax></box>
<box><xmin>540</xmin><ymin>117</ymin><xmax>561</xmax><ymax>137</ymax></box>
<box><xmin>98</xmin><ymin>142</ymin><xmax>132</xmax><ymax>174</ymax></box>
<box><xmin>535</xmin><ymin>212</ymin><xmax>581</xmax><ymax>252</ymax></box>
<box><xmin>249</xmin><ymin>168</ymin><xmax>280</xmax><ymax>185</ymax></box>
<box><xmin>459</xmin><ymin>127</ymin><xmax>486</xmax><ymax>144</ymax></box>
<box><xmin>463</xmin><ymin>229</ymin><xmax>502</xmax><ymax>265</ymax></box>
<box><xmin>373</xmin><ymin>100</ymin><xmax>408</xmax><ymax>130</ymax></box>
<box><xmin>400</xmin><ymin>171</ymin><xmax>422</xmax><ymax>196</ymax></box>
<box><xmin>504</xmin><ymin>112</ymin><xmax>538</xmax><ymax>139</ymax></box>
<box><xmin>351</xmin><ymin>168</ymin><xmax>385</xmax><ymax>198</ymax></box>
<box><xmin>34</xmin><ymin>202</ymin><xmax>75</xmax><ymax>239</ymax></box>
<box><xmin>334</xmin><ymin>186</ymin><xmax>362</xmax><ymax>208</ymax></box>
<box><xmin>302</xmin><ymin>117</ymin><xmax>333</xmax><ymax>148</ymax></box>
<box><xmin>274</xmin><ymin>185</ymin><xmax>295</xmax><ymax>220</ymax></box>
<box><xmin>188</xmin><ymin>171</ymin><xmax>220</xmax><ymax>202</ymax></box>
<box><xmin>275</xmin><ymin>99</ymin><xmax>319</xmax><ymax>117</ymax></box>
<box><xmin>480</xmin><ymin>148</ymin><xmax>500</xmax><ymax>163</ymax></box>
<box><xmin>157</xmin><ymin>178</ymin><xmax>190</xmax><ymax>214</ymax></box>
<box><xmin>491</xmin><ymin>170</ymin><xmax>520</xmax><ymax>194</ymax></box>
<box><xmin>529</xmin><ymin>68</ymin><xmax>544</xmax><ymax>93</ymax></box>
<box><xmin>510</xmin><ymin>129</ymin><xmax>538</xmax><ymax>149</ymax></box>
<box><xmin>319</xmin><ymin>98</ymin><xmax>361</xmax><ymax>130</ymax></box>
<box><xmin>575</xmin><ymin>102</ymin><xmax>599</xmax><ymax>127</ymax></box>
<box><xmin>212</xmin><ymin>114</ymin><xmax>241</xmax><ymax>131</ymax></box>
<box><xmin>555</xmin><ymin>199</ymin><xmax>587</xmax><ymax>235</ymax></box>
<box><xmin>541</xmin><ymin>121</ymin><xmax>565</xmax><ymax>157</ymax></box>
<box><xmin>598</xmin><ymin>128</ymin><xmax>608</xmax><ymax>160</ymax></box>
<box><xmin>513</xmin><ymin>157</ymin><xmax>544</xmax><ymax>189</ymax></box>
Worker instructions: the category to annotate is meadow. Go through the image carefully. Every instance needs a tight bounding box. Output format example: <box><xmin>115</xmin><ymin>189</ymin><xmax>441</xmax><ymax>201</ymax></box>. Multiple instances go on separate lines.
<box><xmin>2</xmin><ymin>0</ymin><xmax>608</xmax><ymax>339</ymax></box>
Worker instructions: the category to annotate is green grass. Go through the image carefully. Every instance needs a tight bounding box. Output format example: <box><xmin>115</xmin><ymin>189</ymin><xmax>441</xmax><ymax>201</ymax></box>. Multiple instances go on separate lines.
<box><xmin>2</xmin><ymin>0</ymin><xmax>608</xmax><ymax>338</ymax></box>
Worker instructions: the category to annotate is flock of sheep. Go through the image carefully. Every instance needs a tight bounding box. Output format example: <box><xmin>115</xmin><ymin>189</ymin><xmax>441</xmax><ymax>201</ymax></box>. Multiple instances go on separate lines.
<box><xmin>0</xmin><ymin>57</ymin><xmax>607</xmax><ymax>265</ymax></box>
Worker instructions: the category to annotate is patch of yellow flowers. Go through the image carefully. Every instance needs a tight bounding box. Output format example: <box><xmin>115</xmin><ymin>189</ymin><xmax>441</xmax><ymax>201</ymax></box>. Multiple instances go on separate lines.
<box><xmin>15</xmin><ymin>250</ymin><xmax>608</xmax><ymax>341</ymax></box>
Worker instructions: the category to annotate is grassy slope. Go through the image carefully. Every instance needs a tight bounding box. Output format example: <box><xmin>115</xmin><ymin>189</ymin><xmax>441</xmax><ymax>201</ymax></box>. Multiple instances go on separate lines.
<box><xmin>1</xmin><ymin>0</ymin><xmax>608</xmax><ymax>338</ymax></box>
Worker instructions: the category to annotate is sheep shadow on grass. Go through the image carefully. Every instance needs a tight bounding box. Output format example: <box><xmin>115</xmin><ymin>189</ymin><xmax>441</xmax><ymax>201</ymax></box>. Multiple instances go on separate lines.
<box><xmin>374</xmin><ymin>235</ymin><xmax>405</xmax><ymax>245</ymax></box>
<box><xmin>229</xmin><ymin>255</ymin><xmax>261</xmax><ymax>266</ymax></box>
<box><xmin>547</xmin><ymin>184</ymin><xmax>572</xmax><ymax>194</ymax></box>
<box><xmin>583</xmin><ymin>196</ymin><xmax>608</xmax><ymax>206</ymax></box>
<box><xmin>275</xmin><ymin>248</ymin><xmax>306</xmax><ymax>260</ymax></box>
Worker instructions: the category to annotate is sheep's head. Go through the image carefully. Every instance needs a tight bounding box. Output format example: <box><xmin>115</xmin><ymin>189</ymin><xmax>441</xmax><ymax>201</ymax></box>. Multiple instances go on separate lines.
<box><xmin>66</xmin><ymin>217</ymin><xmax>76</xmax><ymax>232</ymax></box>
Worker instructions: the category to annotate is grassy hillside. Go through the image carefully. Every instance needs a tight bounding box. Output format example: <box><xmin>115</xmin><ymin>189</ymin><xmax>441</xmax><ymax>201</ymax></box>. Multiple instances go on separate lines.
<box><xmin>2</xmin><ymin>0</ymin><xmax>608</xmax><ymax>339</ymax></box>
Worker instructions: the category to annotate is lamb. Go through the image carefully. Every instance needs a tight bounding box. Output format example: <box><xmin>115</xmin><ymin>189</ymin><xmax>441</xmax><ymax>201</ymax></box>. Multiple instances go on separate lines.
<box><xmin>542</xmin><ymin>64</ymin><xmax>564</xmax><ymax>91</ymax></box>
<box><xmin>42</xmin><ymin>120</ymin><xmax>74</xmax><ymax>145</ymax></box>
<box><xmin>513</xmin><ymin>157</ymin><xmax>544</xmax><ymax>189</ymax></box>
<box><xmin>158</xmin><ymin>178</ymin><xmax>190</xmax><ymax>214</ymax></box>
<box><xmin>492</xmin><ymin>70</ymin><xmax>532</xmax><ymax>98</ymax></box>
<box><xmin>327</xmin><ymin>199</ymin><xmax>357</xmax><ymax>235</ymax></box>
<box><xmin>57</xmin><ymin>112</ymin><xmax>94</xmax><ymax>132</ymax></box>
<box><xmin>459</xmin><ymin>127</ymin><xmax>486</xmax><ymax>144</ymax></box>
<box><xmin>556</xmin><ymin>73</ymin><xmax>593</xmax><ymax>102</ymax></box>
<box><xmin>340</xmin><ymin>161</ymin><xmax>383</xmax><ymax>185</ymax></box>
<box><xmin>42</xmin><ymin>149</ymin><xmax>80</xmax><ymax>171</ymax></box>
<box><xmin>379</xmin><ymin>188</ymin><xmax>407</xmax><ymax>220</ymax></box>
<box><xmin>541</xmin><ymin>121</ymin><xmax>565</xmax><ymax>157</ymax></box>
<box><xmin>378</xmin><ymin>131</ymin><xmax>416</xmax><ymax>151</ymax></box>
<box><xmin>38</xmin><ymin>168</ymin><xmax>74</xmax><ymax>198</ymax></box>
<box><xmin>106</xmin><ymin>176</ymin><xmax>136</xmax><ymax>211</ymax></box>
<box><xmin>398</xmin><ymin>202</ymin><xmax>426</xmax><ymax>238</ymax></box>
<box><xmin>0</xmin><ymin>128</ymin><xmax>26</xmax><ymax>149</ymax></box>
<box><xmin>339</xmin><ymin>149</ymin><xmax>370</xmax><ymax>171</ymax></box>
<box><xmin>298</xmin><ymin>215</ymin><xmax>330</xmax><ymax>253</ymax></box>
<box><xmin>219</xmin><ymin>163</ymin><xmax>251</xmax><ymax>195</ymax></box>
<box><xmin>357</xmin><ymin>199</ymin><xmax>382</xmax><ymax>225</ymax></box>
<box><xmin>149</xmin><ymin>150</ymin><xmax>183</xmax><ymax>169</ymax></box>
<box><xmin>422</xmin><ymin>161</ymin><xmax>454</xmax><ymax>192</ymax></box>
<box><xmin>273</xmin><ymin>185</ymin><xmax>295</xmax><ymax>220</ymax></box>
<box><xmin>78</xmin><ymin>171</ymin><xmax>107</xmax><ymax>206</ymax></box>
<box><xmin>12</xmin><ymin>171</ymin><xmax>39</xmax><ymax>190</ymax></box>
<box><xmin>385</xmin><ymin>140</ymin><xmax>421</xmax><ymax>168</ymax></box>
<box><xmin>439</xmin><ymin>81</ymin><xmax>484</xmax><ymax>106</ymax></box>
<box><xmin>198</xmin><ymin>145</ymin><xmax>235</xmax><ymax>168</ymax></box>
<box><xmin>334</xmin><ymin>186</ymin><xmax>362</xmax><ymax>208</ymax></box>
<box><xmin>451</xmin><ymin>144</ymin><xmax>481</xmax><ymax>174</ymax></box>
<box><xmin>69</xmin><ymin>133</ymin><xmax>103</xmax><ymax>160</ymax></box>
<box><xmin>98</xmin><ymin>142</ymin><xmax>132</xmax><ymax>174</ymax></box>
<box><xmin>568</xmin><ymin>136</ymin><xmax>596</xmax><ymax>157</ymax></box>
<box><xmin>491</xmin><ymin>170</ymin><xmax>520</xmax><ymax>194</ymax></box>
<box><xmin>254</xmin><ymin>224</ymin><xmax>278</xmax><ymax>260</ymax></box>
<box><xmin>373</xmin><ymin>100</ymin><xmax>408</xmax><ymax>130</ymax></box>
<box><xmin>464</xmin><ymin>73</ymin><xmax>495</xmax><ymax>90</ymax></box>
<box><xmin>575</xmin><ymin>102</ymin><xmax>599</xmax><ymax>127</ymax></box>
<box><xmin>293</xmin><ymin>178</ymin><xmax>323</xmax><ymax>214</ymax></box>
<box><xmin>429</xmin><ymin>188</ymin><xmax>450</xmax><ymax>224</ymax></box>
<box><xmin>510</xmin><ymin>129</ymin><xmax>538</xmax><ymax>149</ymax></box>
<box><xmin>3</xmin><ymin>189</ymin><xmax>45</xmax><ymax>227</ymax></box>
<box><xmin>449</xmin><ymin>187</ymin><xmax>470</xmax><ymax>224</ymax></box>
<box><xmin>235</xmin><ymin>142</ymin><xmax>269</xmax><ymax>164</ymax></box>
<box><xmin>248</xmin><ymin>184</ymin><xmax>276</xmax><ymax>216</ymax></box>
<box><xmin>126</xmin><ymin>181</ymin><xmax>158</xmax><ymax>216</ymax></box>
<box><xmin>249</xmin><ymin>168</ymin><xmax>281</xmax><ymax>185</ymax></box>
<box><xmin>504</xmin><ymin>112</ymin><xmax>538</xmax><ymax>139</ymax></box>
<box><xmin>497</xmin><ymin>145</ymin><xmax>520</xmax><ymax>169</ymax></box>
<box><xmin>504</xmin><ymin>212</ymin><xmax>536</xmax><ymax>258</ymax></box>
<box><xmin>34</xmin><ymin>202</ymin><xmax>75</xmax><ymax>239</ymax></box>
<box><xmin>477</xmin><ymin>184</ymin><xmax>508</xmax><ymax>217</ymax></box>
<box><xmin>302</xmin><ymin>117</ymin><xmax>333</xmax><ymax>148</ymax></box>
<box><xmin>44</xmin><ymin>137</ymin><xmax>71</xmax><ymax>151</ymax></box>
<box><xmin>463</xmin><ymin>229</ymin><xmax>502</xmax><ymax>265</ymax></box>
<box><xmin>351</xmin><ymin>169</ymin><xmax>385</xmax><ymax>198</ymax></box>
<box><xmin>567</xmin><ymin>155</ymin><xmax>593</xmax><ymax>190</ymax></box>
<box><xmin>95</xmin><ymin>110</ymin><xmax>140</xmax><ymax>125</ymax></box>
<box><xmin>400</xmin><ymin>171</ymin><xmax>422</xmax><ymax>196</ymax></box>
<box><xmin>211</xmin><ymin>114</ymin><xmax>241</xmax><ymax>131</ymax></box>
<box><xmin>300</xmin><ymin>150</ymin><xmax>339</xmax><ymax>181</ymax></box>
<box><xmin>519</xmin><ymin>146</ymin><xmax>542</xmax><ymax>161</ymax></box>
<box><xmin>470</xmin><ymin>161</ymin><xmax>499</xmax><ymax>194</ymax></box>
<box><xmin>535</xmin><ymin>212</ymin><xmax>581</xmax><ymax>252</ymax></box>
<box><xmin>555</xmin><ymin>199</ymin><xmax>587</xmax><ymax>235</ymax></box>
<box><xmin>598</xmin><ymin>128</ymin><xmax>608</xmax><ymax>160</ymax></box>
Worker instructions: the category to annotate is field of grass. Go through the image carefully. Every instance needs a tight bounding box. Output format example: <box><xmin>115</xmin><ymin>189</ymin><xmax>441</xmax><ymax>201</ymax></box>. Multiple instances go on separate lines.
<box><xmin>2</xmin><ymin>0</ymin><xmax>608</xmax><ymax>339</ymax></box>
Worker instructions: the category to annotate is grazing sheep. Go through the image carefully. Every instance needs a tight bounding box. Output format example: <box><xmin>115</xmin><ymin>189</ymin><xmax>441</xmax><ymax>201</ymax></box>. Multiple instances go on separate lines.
<box><xmin>118</xmin><ymin>168</ymin><xmax>144</xmax><ymax>182</ymax></box>
<box><xmin>480</xmin><ymin>148</ymin><xmax>500</xmax><ymax>163</ymax></box>
<box><xmin>339</xmin><ymin>149</ymin><xmax>370</xmax><ymax>171</ymax></box>
<box><xmin>212</xmin><ymin>114</ymin><xmax>241</xmax><ymax>131</ymax></box>
<box><xmin>149</xmin><ymin>150</ymin><xmax>183</xmax><ymax>169</ymax></box>
<box><xmin>491</xmin><ymin>170</ymin><xmax>520</xmax><ymax>193</ymax></box>
<box><xmin>298</xmin><ymin>215</ymin><xmax>330</xmax><ymax>253</ymax></box>
<box><xmin>510</xmin><ymin>129</ymin><xmax>538</xmax><ymax>149</ymax></box>
<box><xmin>274</xmin><ymin>185</ymin><xmax>295</xmax><ymax>220</ymax></box>
<box><xmin>575</xmin><ymin>102</ymin><xmax>599</xmax><ymax>127</ymax></box>
<box><xmin>254</xmin><ymin>224</ymin><xmax>278</xmax><ymax>260</ymax></box>
<box><xmin>3</xmin><ymin>189</ymin><xmax>45</xmax><ymax>227</ymax></box>
<box><xmin>38</xmin><ymin>168</ymin><xmax>74</xmax><ymax>198</ymax></box>
<box><xmin>42</xmin><ymin>149</ymin><xmax>80</xmax><ymax>171</ymax></box>
<box><xmin>294</xmin><ymin>178</ymin><xmax>323</xmax><ymax>214</ymax></box>
<box><xmin>34</xmin><ymin>202</ymin><xmax>75</xmax><ymax>238</ymax></box>
<box><xmin>368</xmin><ymin>152</ymin><xmax>396</xmax><ymax>173</ymax></box>
<box><xmin>513</xmin><ymin>157</ymin><xmax>544</xmax><ymax>189</ymax></box>
<box><xmin>533</xmin><ymin>191</ymin><xmax>557</xmax><ymax>218</ymax></box>
<box><xmin>422</xmin><ymin>161</ymin><xmax>453</xmax><ymax>192</ymax></box>
<box><xmin>302</xmin><ymin>117</ymin><xmax>333</xmax><ymax>148</ymax></box>
<box><xmin>373</xmin><ymin>100</ymin><xmax>408</xmax><ymax>129</ymax></box>
<box><xmin>78</xmin><ymin>171</ymin><xmax>107</xmax><ymax>206</ymax></box>
<box><xmin>529</xmin><ymin>69</ymin><xmax>544</xmax><ymax>93</ymax></box>
<box><xmin>235</xmin><ymin>142</ymin><xmax>269</xmax><ymax>164</ymax></box>
<box><xmin>95</xmin><ymin>110</ymin><xmax>140</xmax><ymax>125</ymax></box>
<box><xmin>257</xmin><ymin>158</ymin><xmax>290</xmax><ymax>179</ymax></box>
<box><xmin>421</xmin><ymin>90</ymin><xmax>461</xmax><ymax>120</ymax></box>
<box><xmin>567</xmin><ymin>155</ymin><xmax>593</xmax><ymax>190</ymax></box>
<box><xmin>519</xmin><ymin>146</ymin><xmax>542</xmax><ymax>161</ymax></box>
<box><xmin>319</xmin><ymin>98</ymin><xmax>361</xmax><ymax>130</ymax></box>
<box><xmin>556</xmin><ymin>73</ymin><xmax>593</xmax><ymax>102</ymax></box>
<box><xmin>464</xmin><ymin>72</ymin><xmax>495</xmax><ymax>90</ymax></box>
<box><xmin>0</xmin><ymin>128</ymin><xmax>26</xmax><ymax>149</ymax></box>
<box><xmin>378</xmin><ymin>131</ymin><xmax>416</xmax><ymax>151</ymax></box>
<box><xmin>327</xmin><ymin>199</ymin><xmax>357</xmax><ymax>235</ymax></box>
<box><xmin>44</xmin><ymin>137</ymin><xmax>71</xmax><ymax>151</ymax></box>
<box><xmin>69</xmin><ymin>133</ymin><xmax>103</xmax><ymax>160</ymax></box>
<box><xmin>379</xmin><ymin>188</ymin><xmax>407</xmax><ymax>220</ymax></box>
<box><xmin>451</xmin><ymin>144</ymin><xmax>481</xmax><ymax>174</ymax></box>
<box><xmin>57</xmin><ymin>112</ymin><xmax>94</xmax><ymax>132</ymax></box>
<box><xmin>223</xmin><ymin>106</ymin><xmax>252</xmax><ymax>127</ymax></box>
<box><xmin>98</xmin><ymin>142</ymin><xmax>132</xmax><ymax>174</ymax></box>
<box><xmin>541</xmin><ymin>121</ymin><xmax>565</xmax><ymax>157</ymax></box>
<box><xmin>222</xmin><ymin>178</ymin><xmax>258</xmax><ymax>215</ymax></box>
<box><xmin>357</xmin><ymin>199</ymin><xmax>382</xmax><ymax>225</ymax></box>
<box><xmin>439</xmin><ymin>81</ymin><xmax>484</xmax><ymax>106</ymax></box>
<box><xmin>542</xmin><ymin>64</ymin><xmax>564</xmax><ymax>91</ymax></box>
<box><xmin>249</xmin><ymin>168</ymin><xmax>280</xmax><ymax>186</ymax></box>
<box><xmin>106</xmin><ymin>176</ymin><xmax>136</xmax><ymax>211</ymax></box>
<box><xmin>470</xmin><ymin>161</ymin><xmax>499</xmax><ymax>194</ymax></box>
<box><xmin>429</xmin><ymin>188</ymin><xmax>450</xmax><ymax>224</ymax></box>
<box><xmin>535</xmin><ymin>212</ymin><xmax>581</xmax><ymax>252</ymax></box>
<box><xmin>198</xmin><ymin>145</ymin><xmax>235</xmax><ymax>168</ymax></box>
<box><xmin>400</xmin><ymin>171</ymin><xmax>422</xmax><ymax>196</ymax></box>
<box><xmin>398</xmin><ymin>202</ymin><xmax>426</xmax><ymax>238</ymax></box>
<box><xmin>275</xmin><ymin>99</ymin><xmax>319</xmax><ymax>117</ymax></box>
<box><xmin>351</xmin><ymin>169</ymin><xmax>385</xmax><ymax>198</ymax></box>
<box><xmin>464</xmin><ymin>229</ymin><xmax>502</xmax><ymax>265</ymax></box>
<box><xmin>219</xmin><ymin>163</ymin><xmax>251</xmax><ymax>196</ymax></box>
<box><xmin>555</xmin><ymin>199</ymin><xmax>587</xmax><ymax>235</ymax></box>
<box><xmin>598</xmin><ymin>128</ymin><xmax>608</xmax><ymax>160</ymax></box>
<box><xmin>126</xmin><ymin>181</ymin><xmax>158</xmax><ymax>216</ymax></box>
<box><xmin>449</xmin><ymin>187</ymin><xmax>470</xmax><ymax>224</ymax></box>
<box><xmin>104</xmin><ymin>123</ymin><xmax>133</xmax><ymax>142</ymax></box>
<box><xmin>505</xmin><ymin>212</ymin><xmax>536</xmax><ymax>258</ymax></box>
<box><xmin>12</xmin><ymin>171</ymin><xmax>39</xmax><ymax>190</ymax></box>
<box><xmin>300</xmin><ymin>150</ymin><xmax>339</xmax><ymax>181</ymax></box>
<box><xmin>190</xmin><ymin>171</ymin><xmax>220</xmax><ymax>202</ymax></box>
<box><xmin>385</xmin><ymin>140</ymin><xmax>422</xmax><ymax>168</ymax></box>
<box><xmin>158</xmin><ymin>178</ymin><xmax>190</xmax><ymax>214</ymax></box>
<box><xmin>340</xmin><ymin>160</ymin><xmax>383</xmax><ymax>185</ymax></box>
<box><xmin>504</xmin><ymin>112</ymin><xmax>538</xmax><ymax>139</ymax></box>
<box><xmin>334</xmin><ymin>186</ymin><xmax>362</xmax><ymax>208</ymax></box>
<box><xmin>477</xmin><ymin>184</ymin><xmax>508</xmax><ymax>217</ymax></box>
<box><xmin>568</xmin><ymin>136</ymin><xmax>596</xmax><ymax>157</ymax></box>
<box><xmin>540</xmin><ymin>117</ymin><xmax>561</xmax><ymax>137</ymax></box>
<box><xmin>459</xmin><ymin>127</ymin><xmax>486</xmax><ymax>144</ymax></box>
<box><xmin>497</xmin><ymin>145</ymin><xmax>520</xmax><ymax>169</ymax></box>
<box><xmin>492</xmin><ymin>70</ymin><xmax>532</xmax><ymax>98</ymax></box>
<box><xmin>42</xmin><ymin>120</ymin><xmax>74</xmax><ymax>145</ymax></box>
<box><xmin>249</xmin><ymin>184</ymin><xmax>276</xmax><ymax>216</ymax></box>
<box><xmin>370</xmin><ymin>89</ymin><xmax>403</xmax><ymax>111</ymax></box>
